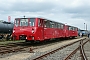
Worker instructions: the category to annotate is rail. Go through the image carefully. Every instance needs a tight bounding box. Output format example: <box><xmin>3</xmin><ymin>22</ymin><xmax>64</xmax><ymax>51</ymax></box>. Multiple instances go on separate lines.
<box><xmin>32</xmin><ymin>38</ymin><xmax>88</xmax><ymax>60</ymax></box>
<box><xmin>64</xmin><ymin>39</ymin><xmax>88</xmax><ymax>60</ymax></box>
<box><xmin>80</xmin><ymin>40</ymin><xmax>88</xmax><ymax>60</ymax></box>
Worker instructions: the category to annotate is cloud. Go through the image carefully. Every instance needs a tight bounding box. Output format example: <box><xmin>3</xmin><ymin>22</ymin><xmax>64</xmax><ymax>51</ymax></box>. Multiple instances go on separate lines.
<box><xmin>0</xmin><ymin>0</ymin><xmax>90</xmax><ymax>30</ymax></box>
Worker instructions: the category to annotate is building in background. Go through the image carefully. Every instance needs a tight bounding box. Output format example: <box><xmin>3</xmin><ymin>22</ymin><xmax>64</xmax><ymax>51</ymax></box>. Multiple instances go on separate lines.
<box><xmin>78</xmin><ymin>29</ymin><xmax>88</xmax><ymax>36</ymax></box>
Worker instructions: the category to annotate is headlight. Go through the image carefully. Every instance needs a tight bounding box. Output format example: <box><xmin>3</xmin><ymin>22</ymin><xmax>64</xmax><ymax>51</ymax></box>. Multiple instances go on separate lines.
<box><xmin>13</xmin><ymin>30</ymin><xmax>15</xmax><ymax>33</ymax></box>
<box><xmin>26</xmin><ymin>37</ymin><xmax>27</xmax><ymax>39</ymax></box>
<box><xmin>32</xmin><ymin>28</ymin><xmax>34</xmax><ymax>33</ymax></box>
<box><xmin>32</xmin><ymin>29</ymin><xmax>34</xmax><ymax>33</ymax></box>
<box><xmin>32</xmin><ymin>36</ymin><xmax>34</xmax><ymax>40</ymax></box>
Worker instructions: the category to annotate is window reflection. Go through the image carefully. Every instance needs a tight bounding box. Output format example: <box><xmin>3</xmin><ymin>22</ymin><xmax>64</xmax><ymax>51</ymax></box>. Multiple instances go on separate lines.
<box><xmin>29</xmin><ymin>18</ymin><xmax>35</xmax><ymax>26</ymax></box>
<box><xmin>15</xmin><ymin>20</ymin><xmax>19</xmax><ymax>27</ymax></box>
<box><xmin>14</xmin><ymin>18</ymin><xmax>35</xmax><ymax>27</ymax></box>
<box><xmin>20</xmin><ymin>19</ymin><xmax>28</xmax><ymax>26</ymax></box>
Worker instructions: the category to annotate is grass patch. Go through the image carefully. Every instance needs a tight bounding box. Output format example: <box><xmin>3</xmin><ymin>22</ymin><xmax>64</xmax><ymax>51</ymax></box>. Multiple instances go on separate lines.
<box><xmin>0</xmin><ymin>40</ymin><xmax>25</xmax><ymax>46</ymax></box>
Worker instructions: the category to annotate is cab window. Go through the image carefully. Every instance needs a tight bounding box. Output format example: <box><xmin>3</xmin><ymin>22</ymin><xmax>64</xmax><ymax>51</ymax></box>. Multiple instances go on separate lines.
<box><xmin>20</xmin><ymin>19</ymin><xmax>28</xmax><ymax>26</ymax></box>
<box><xmin>29</xmin><ymin>18</ymin><xmax>35</xmax><ymax>26</ymax></box>
<box><xmin>15</xmin><ymin>19</ymin><xmax>19</xmax><ymax>27</ymax></box>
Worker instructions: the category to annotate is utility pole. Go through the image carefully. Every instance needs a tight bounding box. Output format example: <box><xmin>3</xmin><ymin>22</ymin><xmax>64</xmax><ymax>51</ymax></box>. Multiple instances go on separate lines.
<box><xmin>84</xmin><ymin>23</ymin><xmax>85</xmax><ymax>30</ymax></box>
<box><xmin>86</xmin><ymin>24</ymin><xmax>87</xmax><ymax>31</ymax></box>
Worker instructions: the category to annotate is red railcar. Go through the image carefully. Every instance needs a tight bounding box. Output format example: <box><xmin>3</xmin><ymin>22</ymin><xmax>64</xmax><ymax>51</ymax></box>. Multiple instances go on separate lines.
<box><xmin>12</xmin><ymin>17</ymin><xmax>78</xmax><ymax>42</ymax></box>
<box><xmin>64</xmin><ymin>25</ymin><xmax>78</xmax><ymax>38</ymax></box>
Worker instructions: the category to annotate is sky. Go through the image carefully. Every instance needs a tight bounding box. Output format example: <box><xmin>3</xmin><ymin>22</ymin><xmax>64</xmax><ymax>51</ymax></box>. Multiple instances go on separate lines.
<box><xmin>0</xmin><ymin>0</ymin><xmax>90</xmax><ymax>30</ymax></box>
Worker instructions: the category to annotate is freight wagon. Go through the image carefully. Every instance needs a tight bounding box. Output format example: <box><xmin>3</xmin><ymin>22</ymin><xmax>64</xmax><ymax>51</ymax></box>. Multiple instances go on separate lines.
<box><xmin>0</xmin><ymin>21</ymin><xmax>14</xmax><ymax>40</ymax></box>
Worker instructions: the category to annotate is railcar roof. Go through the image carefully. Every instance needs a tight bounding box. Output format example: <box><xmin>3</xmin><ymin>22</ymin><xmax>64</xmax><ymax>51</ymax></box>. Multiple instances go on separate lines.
<box><xmin>15</xmin><ymin>17</ymin><xmax>78</xmax><ymax>28</ymax></box>
<box><xmin>67</xmin><ymin>25</ymin><xmax>78</xmax><ymax>28</ymax></box>
<box><xmin>15</xmin><ymin>17</ymin><xmax>64</xmax><ymax>25</ymax></box>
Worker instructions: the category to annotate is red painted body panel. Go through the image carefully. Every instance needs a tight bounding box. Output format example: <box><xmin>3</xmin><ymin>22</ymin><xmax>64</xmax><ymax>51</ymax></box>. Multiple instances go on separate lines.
<box><xmin>43</xmin><ymin>28</ymin><xmax>65</xmax><ymax>40</ymax></box>
<box><xmin>12</xmin><ymin>27</ymin><xmax>45</xmax><ymax>41</ymax></box>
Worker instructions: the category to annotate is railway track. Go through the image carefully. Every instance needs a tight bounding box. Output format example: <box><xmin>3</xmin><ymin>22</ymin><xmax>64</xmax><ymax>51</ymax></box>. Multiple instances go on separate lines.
<box><xmin>0</xmin><ymin>38</ymin><xmax>80</xmax><ymax>55</ymax></box>
<box><xmin>0</xmin><ymin>39</ymin><xmax>69</xmax><ymax>55</ymax></box>
<box><xmin>0</xmin><ymin>42</ymin><xmax>37</xmax><ymax>55</ymax></box>
<box><xmin>0</xmin><ymin>44</ymin><xmax>25</xmax><ymax>55</ymax></box>
<box><xmin>32</xmin><ymin>38</ymin><xmax>89</xmax><ymax>60</ymax></box>
<box><xmin>0</xmin><ymin>37</ymin><xmax>89</xmax><ymax>60</ymax></box>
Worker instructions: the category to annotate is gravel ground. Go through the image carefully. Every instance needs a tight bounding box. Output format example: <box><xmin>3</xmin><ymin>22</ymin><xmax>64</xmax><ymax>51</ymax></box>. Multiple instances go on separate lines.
<box><xmin>29</xmin><ymin>41</ymin><xmax>80</xmax><ymax>60</ymax></box>
<box><xmin>0</xmin><ymin>37</ymin><xmax>87</xmax><ymax>60</ymax></box>
<box><xmin>83</xmin><ymin>39</ymin><xmax>90</xmax><ymax>60</ymax></box>
<box><xmin>25</xmin><ymin>38</ymin><xmax>85</xmax><ymax>60</ymax></box>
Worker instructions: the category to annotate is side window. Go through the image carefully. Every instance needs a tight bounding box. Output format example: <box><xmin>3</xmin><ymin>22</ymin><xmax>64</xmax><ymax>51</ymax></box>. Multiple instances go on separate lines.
<box><xmin>50</xmin><ymin>21</ymin><xmax>55</xmax><ymax>28</ymax></box>
<box><xmin>51</xmin><ymin>22</ymin><xmax>55</xmax><ymax>28</ymax></box>
<box><xmin>75</xmin><ymin>28</ymin><xmax>77</xmax><ymax>31</ymax></box>
<box><xmin>38</xmin><ymin>19</ymin><xmax>43</xmax><ymax>27</ymax></box>
<box><xmin>73</xmin><ymin>27</ymin><xmax>74</xmax><ymax>31</ymax></box>
<box><xmin>15</xmin><ymin>19</ymin><xmax>19</xmax><ymax>26</ymax></box>
<box><xmin>58</xmin><ymin>23</ymin><xmax>60</xmax><ymax>28</ymax></box>
<box><xmin>61</xmin><ymin>24</ymin><xmax>64</xmax><ymax>29</ymax></box>
<box><xmin>69</xmin><ymin>27</ymin><xmax>70</xmax><ymax>30</ymax></box>
<box><xmin>29</xmin><ymin>18</ymin><xmax>35</xmax><ymax>26</ymax></box>
<box><xmin>55</xmin><ymin>23</ymin><xmax>58</xmax><ymax>28</ymax></box>
<box><xmin>73</xmin><ymin>27</ymin><xmax>76</xmax><ymax>31</ymax></box>
<box><xmin>69</xmin><ymin>26</ymin><xmax>73</xmax><ymax>30</ymax></box>
<box><xmin>38</xmin><ymin>19</ymin><xmax>41</xmax><ymax>27</ymax></box>
<box><xmin>44</xmin><ymin>20</ymin><xmax>50</xmax><ymax>28</ymax></box>
<box><xmin>50</xmin><ymin>21</ymin><xmax>52</xmax><ymax>28</ymax></box>
<box><xmin>71</xmin><ymin>27</ymin><xmax>73</xmax><ymax>30</ymax></box>
<box><xmin>69</xmin><ymin>26</ymin><xmax>71</xmax><ymax>30</ymax></box>
<box><xmin>44</xmin><ymin>20</ymin><xmax>47</xmax><ymax>27</ymax></box>
<box><xmin>47</xmin><ymin>21</ymin><xmax>50</xmax><ymax>28</ymax></box>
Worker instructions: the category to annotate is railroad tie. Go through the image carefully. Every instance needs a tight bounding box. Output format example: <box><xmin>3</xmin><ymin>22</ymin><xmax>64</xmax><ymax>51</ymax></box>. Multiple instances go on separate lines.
<box><xmin>29</xmin><ymin>48</ymin><xmax>34</xmax><ymax>53</ymax></box>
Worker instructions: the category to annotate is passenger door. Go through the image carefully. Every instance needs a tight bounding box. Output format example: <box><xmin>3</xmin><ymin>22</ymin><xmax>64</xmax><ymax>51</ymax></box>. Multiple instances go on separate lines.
<box><xmin>37</xmin><ymin>19</ymin><xmax>44</xmax><ymax>40</ymax></box>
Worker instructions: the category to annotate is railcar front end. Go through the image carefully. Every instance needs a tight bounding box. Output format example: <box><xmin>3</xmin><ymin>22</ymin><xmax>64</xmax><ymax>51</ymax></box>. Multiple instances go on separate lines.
<box><xmin>12</xmin><ymin>18</ymin><xmax>44</xmax><ymax>42</ymax></box>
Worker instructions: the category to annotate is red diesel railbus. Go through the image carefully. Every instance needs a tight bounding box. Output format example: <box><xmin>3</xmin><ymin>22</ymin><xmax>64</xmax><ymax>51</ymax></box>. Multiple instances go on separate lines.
<box><xmin>12</xmin><ymin>17</ymin><xmax>78</xmax><ymax>42</ymax></box>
